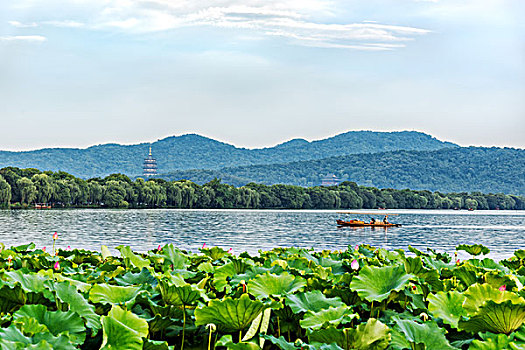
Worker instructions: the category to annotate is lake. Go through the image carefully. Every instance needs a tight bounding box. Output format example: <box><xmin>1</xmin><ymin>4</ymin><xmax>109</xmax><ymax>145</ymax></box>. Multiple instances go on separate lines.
<box><xmin>0</xmin><ymin>209</ymin><xmax>523</xmax><ymax>260</ymax></box>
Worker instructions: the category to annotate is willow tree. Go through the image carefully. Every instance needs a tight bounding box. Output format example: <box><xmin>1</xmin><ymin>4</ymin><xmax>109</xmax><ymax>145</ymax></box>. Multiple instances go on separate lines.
<box><xmin>0</xmin><ymin>175</ymin><xmax>11</xmax><ymax>208</ymax></box>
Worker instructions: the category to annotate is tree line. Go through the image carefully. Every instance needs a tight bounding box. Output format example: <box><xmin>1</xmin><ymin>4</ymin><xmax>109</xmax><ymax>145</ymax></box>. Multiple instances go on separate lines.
<box><xmin>0</xmin><ymin>167</ymin><xmax>523</xmax><ymax>210</ymax></box>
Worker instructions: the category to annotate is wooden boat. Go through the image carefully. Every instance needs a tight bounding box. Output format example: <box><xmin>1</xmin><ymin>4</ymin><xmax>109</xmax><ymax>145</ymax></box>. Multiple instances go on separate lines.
<box><xmin>35</xmin><ymin>203</ymin><xmax>52</xmax><ymax>209</ymax></box>
<box><xmin>337</xmin><ymin>219</ymin><xmax>401</xmax><ymax>227</ymax></box>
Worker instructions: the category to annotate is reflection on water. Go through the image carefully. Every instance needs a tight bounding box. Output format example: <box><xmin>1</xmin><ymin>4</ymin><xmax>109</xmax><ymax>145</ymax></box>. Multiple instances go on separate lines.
<box><xmin>0</xmin><ymin>209</ymin><xmax>524</xmax><ymax>260</ymax></box>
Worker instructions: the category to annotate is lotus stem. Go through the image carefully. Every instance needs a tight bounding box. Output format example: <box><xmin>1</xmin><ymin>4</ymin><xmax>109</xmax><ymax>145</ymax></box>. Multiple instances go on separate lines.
<box><xmin>182</xmin><ymin>305</ymin><xmax>186</xmax><ymax>350</ymax></box>
<box><xmin>208</xmin><ymin>328</ymin><xmax>212</xmax><ymax>350</ymax></box>
<box><xmin>370</xmin><ymin>301</ymin><xmax>374</xmax><ymax>319</ymax></box>
<box><xmin>239</xmin><ymin>330</ymin><xmax>242</xmax><ymax>343</ymax></box>
<box><xmin>277</xmin><ymin>316</ymin><xmax>281</xmax><ymax>337</ymax></box>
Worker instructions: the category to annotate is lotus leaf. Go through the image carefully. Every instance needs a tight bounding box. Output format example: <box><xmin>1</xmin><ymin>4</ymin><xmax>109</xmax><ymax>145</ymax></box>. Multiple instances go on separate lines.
<box><xmin>213</xmin><ymin>260</ymin><xmax>251</xmax><ymax>292</ymax></box>
<box><xmin>248</xmin><ymin>271</ymin><xmax>306</xmax><ymax>299</ymax></box>
<box><xmin>300</xmin><ymin>305</ymin><xmax>358</xmax><ymax>330</ymax></box>
<box><xmin>158</xmin><ymin>280</ymin><xmax>202</xmax><ymax>306</ymax></box>
<box><xmin>427</xmin><ymin>291</ymin><xmax>467</xmax><ymax>327</ymax></box>
<box><xmin>115</xmin><ymin>268</ymin><xmax>158</xmax><ymax>288</ymax></box>
<box><xmin>0</xmin><ymin>324</ymin><xmax>74</xmax><ymax>350</ymax></box>
<box><xmin>116</xmin><ymin>245</ymin><xmax>150</xmax><ymax>269</ymax></box>
<box><xmin>101</xmin><ymin>245</ymin><xmax>112</xmax><ymax>260</ymax></box>
<box><xmin>469</xmin><ymin>333</ymin><xmax>513</xmax><ymax>350</ymax></box>
<box><xmin>349</xmin><ymin>265</ymin><xmax>413</xmax><ymax>302</ymax></box>
<box><xmin>101</xmin><ymin>305</ymin><xmax>149</xmax><ymax>350</ymax></box>
<box><xmin>463</xmin><ymin>283</ymin><xmax>525</xmax><ymax>315</ymax></box>
<box><xmin>454</xmin><ymin>264</ymin><xmax>480</xmax><ymax>287</ymax></box>
<box><xmin>457</xmin><ymin>244</ymin><xmax>490</xmax><ymax>256</ymax></box>
<box><xmin>160</xmin><ymin>244</ymin><xmax>188</xmax><ymax>269</ymax></box>
<box><xmin>216</xmin><ymin>334</ymin><xmax>261</xmax><ymax>350</ymax></box>
<box><xmin>89</xmin><ymin>283</ymin><xmax>141</xmax><ymax>307</ymax></box>
<box><xmin>394</xmin><ymin>318</ymin><xmax>456</xmax><ymax>350</ymax></box>
<box><xmin>54</xmin><ymin>281</ymin><xmax>101</xmax><ymax>333</ymax></box>
<box><xmin>0</xmin><ymin>285</ymin><xmax>26</xmax><ymax>314</ymax></box>
<box><xmin>459</xmin><ymin>300</ymin><xmax>525</xmax><ymax>334</ymax></box>
<box><xmin>194</xmin><ymin>293</ymin><xmax>267</xmax><ymax>333</ymax></box>
<box><xmin>286</xmin><ymin>290</ymin><xmax>345</xmax><ymax>314</ymax></box>
<box><xmin>143</xmin><ymin>339</ymin><xmax>174</xmax><ymax>350</ymax></box>
<box><xmin>13</xmin><ymin>304</ymin><xmax>86</xmax><ymax>345</ymax></box>
<box><xmin>201</xmin><ymin>246</ymin><xmax>227</xmax><ymax>260</ymax></box>
<box><xmin>309</xmin><ymin>319</ymin><xmax>390</xmax><ymax>350</ymax></box>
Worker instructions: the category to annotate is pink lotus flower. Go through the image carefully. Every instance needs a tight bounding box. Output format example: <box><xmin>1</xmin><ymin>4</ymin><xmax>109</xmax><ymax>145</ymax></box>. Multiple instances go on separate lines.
<box><xmin>351</xmin><ymin>259</ymin><xmax>359</xmax><ymax>270</ymax></box>
<box><xmin>456</xmin><ymin>259</ymin><xmax>460</xmax><ymax>265</ymax></box>
<box><xmin>157</xmin><ymin>245</ymin><xmax>161</xmax><ymax>252</ymax></box>
<box><xmin>43</xmin><ymin>247</ymin><xmax>46</xmax><ymax>252</ymax></box>
<box><xmin>499</xmin><ymin>285</ymin><xmax>506</xmax><ymax>291</ymax></box>
<box><xmin>53</xmin><ymin>232</ymin><xmax>58</xmax><ymax>240</ymax></box>
<box><xmin>66</xmin><ymin>246</ymin><xmax>71</xmax><ymax>251</ymax></box>
<box><xmin>354</xmin><ymin>244</ymin><xmax>359</xmax><ymax>251</ymax></box>
<box><xmin>54</xmin><ymin>261</ymin><xmax>60</xmax><ymax>270</ymax></box>
<box><xmin>202</xmin><ymin>243</ymin><xmax>206</xmax><ymax>249</ymax></box>
<box><xmin>228</xmin><ymin>248</ymin><xmax>233</xmax><ymax>254</ymax></box>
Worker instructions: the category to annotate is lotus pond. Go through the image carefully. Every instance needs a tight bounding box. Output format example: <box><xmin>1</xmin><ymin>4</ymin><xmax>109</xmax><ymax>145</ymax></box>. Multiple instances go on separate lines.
<box><xmin>1</xmin><ymin>242</ymin><xmax>525</xmax><ymax>349</ymax></box>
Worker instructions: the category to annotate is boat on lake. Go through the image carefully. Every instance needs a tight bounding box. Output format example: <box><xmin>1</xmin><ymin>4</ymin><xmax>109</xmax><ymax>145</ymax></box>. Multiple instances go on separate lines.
<box><xmin>336</xmin><ymin>212</ymin><xmax>402</xmax><ymax>227</ymax></box>
<box><xmin>336</xmin><ymin>219</ymin><xmax>401</xmax><ymax>227</ymax></box>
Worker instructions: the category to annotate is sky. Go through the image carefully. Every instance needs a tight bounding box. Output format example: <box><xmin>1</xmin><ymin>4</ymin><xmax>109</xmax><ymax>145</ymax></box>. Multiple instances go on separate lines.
<box><xmin>0</xmin><ymin>0</ymin><xmax>524</xmax><ymax>151</ymax></box>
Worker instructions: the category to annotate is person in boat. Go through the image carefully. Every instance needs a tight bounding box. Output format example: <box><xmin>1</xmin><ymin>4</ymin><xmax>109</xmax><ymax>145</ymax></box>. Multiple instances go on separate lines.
<box><xmin>383</xmin><ymin>215</ymin><xmax>389</xmax><ymax>224</ymax></box>
<box><xmin>370</xmin><ymin>218</ymin><xmax>376</xmax><ymax>224</ymax></box>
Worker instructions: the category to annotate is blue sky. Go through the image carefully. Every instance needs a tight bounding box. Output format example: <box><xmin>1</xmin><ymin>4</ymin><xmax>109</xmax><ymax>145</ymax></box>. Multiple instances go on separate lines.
<box><xmin>0</xmin><ymin>0</ymin><xmax>524</xmax><ymax>150</ymax></box>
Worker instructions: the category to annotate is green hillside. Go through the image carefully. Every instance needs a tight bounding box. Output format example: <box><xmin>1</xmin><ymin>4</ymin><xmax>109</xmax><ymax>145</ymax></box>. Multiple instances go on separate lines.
<box><xmin>159</xmin><ymin>147</ymin><xmax>525</xmax><ymax>195</ymax></box>
<box><xmin>0</xmin><ymin>131</ymin><xmax>455</xmax><ymax>178</ymax></box>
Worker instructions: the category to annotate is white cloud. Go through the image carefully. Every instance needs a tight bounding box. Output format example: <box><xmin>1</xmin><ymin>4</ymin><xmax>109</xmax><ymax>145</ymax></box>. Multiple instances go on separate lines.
<box><xmin>0</xmin><ymin>35</ymin><xmax>46</xmax><ymax>42</ymax></box>
<box><xmin>5</xmin><ymin>0</ymin><xmax>431</xmax><ymax>50</ymax></box>
<box><xmin>8</xmin><ymin>20</ymin><xmax>38</xmax><ymax>28</ymax></box>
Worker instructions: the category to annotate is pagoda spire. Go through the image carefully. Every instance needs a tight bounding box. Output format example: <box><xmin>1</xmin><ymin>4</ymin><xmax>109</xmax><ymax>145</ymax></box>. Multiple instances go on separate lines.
<box><xmin>143</xmin><ymin>145</ymin><xmax>157</xmax><ymax>177</ymax></box>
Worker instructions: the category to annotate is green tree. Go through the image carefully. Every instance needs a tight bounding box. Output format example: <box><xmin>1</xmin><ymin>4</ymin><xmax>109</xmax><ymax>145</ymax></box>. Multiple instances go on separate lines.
<box><xmin>17</xmin><ymin>177</ymin><xmax>37</xmax><ymax>205</ymax></box>
<box><xmin>103</xmin><ymin>180</ymin><xmax>128</xmax><ymax>208</ymax></box>
<box><xmin>0</xmin><ymin>175</ymin><xmax>11</xmax><ymax>208</ymax></box>
<box><xmin>31</xmin><ymin>173</ymin><xmax>55</xmax><ymax>203</ymax></box>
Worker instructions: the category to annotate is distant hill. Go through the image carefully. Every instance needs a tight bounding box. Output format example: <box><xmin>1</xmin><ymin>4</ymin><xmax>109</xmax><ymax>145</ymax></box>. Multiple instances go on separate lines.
<box><xmin>0</xmin><ymin>131</ymin><xmax>455</xmax><ymax>178</ymax></box>
<box><xmin>158</xmin><ymin>147</ymin><xmax>525</xmax><ymax>195</ymax></box>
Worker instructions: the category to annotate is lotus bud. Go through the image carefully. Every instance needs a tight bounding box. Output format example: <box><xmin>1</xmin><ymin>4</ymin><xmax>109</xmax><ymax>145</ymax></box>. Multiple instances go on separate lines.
<box><xmin>67</xmin><ymin>246</ymin><xmax>71</xmax><ymax>251</ymax></box>
<box><xmin>43</xmin><ymin>247</ymin><xmax>46</xmax><ymax>252</ymax></box>
<box><xmin>241</xmin><ymin>280</ymin><xmax>246</xmax><ymax>293</ymax></box>
<box><xmin>7</xmin><ymin>255</ymin><xmax>12</xmax><ymax>264</ymax></box>
<box><xmin>499</xmin><ymin>285</ymin><xmax>506</xmax><ymax>291</ymax></box>
<box><xmin>54</xmin><ymin>261</ymin><xmax>60</xmax><ymax>270</ymax></box>
<box><xmin>202</xmin><ymin>243</ymin><xmax>206</xmax><ymax>249</ymax></box>
<box><xmin>228</xmin><ymin>248</ymin><xmax>232</xmax><ymax>254</ymax></box>
<box><xmin>456</xmin><ymin>259</ymin><xmax>460</xmax><ymax>265</ymax></box>
<box><xmin>157</xmin><ymin>245</ymin><xmax>161</xmax><ymax>252</ymax></box>
<box><xmin>354</xmin><ymin>244</ymin><xmax>359</xmax><ymax>251</ymax></box>
<box><xmin>351</xmin><ymin>259</ymin><xmax>359</xmax><ymax>270</ymax></box>
<box><xmin>53</xmin><ymin>232</ymin><xmax>58</xmax><ymax>240</ymax></box>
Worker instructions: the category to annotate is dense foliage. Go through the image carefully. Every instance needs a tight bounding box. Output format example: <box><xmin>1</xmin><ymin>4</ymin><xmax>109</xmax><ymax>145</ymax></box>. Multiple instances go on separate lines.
<box><xmin>1</xmin><ymin>241</ymin><xmax>525</xmax><ymax>349</ymax></box>
<box><xmin>0</xmin><ymin>167</ymin><xmax>524</xmax><ymax>210</ymax></box>
<box><xmin>161</xmin><ymin>147</ymin><xmax>525</xmax><ymax>195</ymax></box>
<box><xmin>0</xmin><ymin>131</ymin><xmax>455</xmax><ymax>178</ymax></box>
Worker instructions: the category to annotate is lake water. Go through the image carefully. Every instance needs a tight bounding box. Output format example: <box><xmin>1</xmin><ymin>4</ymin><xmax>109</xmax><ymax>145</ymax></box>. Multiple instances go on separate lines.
<box><xmin>0</xmin><ymin>209</ymin><xmax>524</xmax><ymax>260</ymax></box>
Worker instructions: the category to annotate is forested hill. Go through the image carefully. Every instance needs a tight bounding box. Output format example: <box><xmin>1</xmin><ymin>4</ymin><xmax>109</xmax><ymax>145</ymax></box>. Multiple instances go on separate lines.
<box><xmin>158</xmin><ymin>147</ymin><xmax>525</xmax><ymax>195</ymax></box>
<box><xmin>0</xmin><ymin>131</ymin><xmax>455</xmax><ymax>178</ymax></box>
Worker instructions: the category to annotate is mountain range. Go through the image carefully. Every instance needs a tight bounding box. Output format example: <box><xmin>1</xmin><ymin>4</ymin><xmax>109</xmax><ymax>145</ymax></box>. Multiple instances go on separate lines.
<box><xmin>0</xmin><ymin>131</ymin><xmax>455</xmax><ymax>178</ymax></box>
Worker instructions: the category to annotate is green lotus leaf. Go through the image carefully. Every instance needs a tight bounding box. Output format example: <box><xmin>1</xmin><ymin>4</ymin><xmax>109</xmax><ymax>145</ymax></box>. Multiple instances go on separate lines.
<box><xmin>201</xmin><ymin>246</ymin><xmax>227</xmax><ymax>260</ymax></box>
<box><xmin>13</xmin><ymin>243</ymin><xmax>36</xmax><ymax>253</ymax></box>
<box><xmin>115</xmin><ymin>268</ymin><xmax>158</xmax><ymax>288</ymax></box>
<box><xmin>0</xmin><ymin>284</ymin><xmax>27</xmax><ymax>314</ymax></box>
<box><xmin>101</xmin><ymin>245</ymin><xmax>112</xmax><ymax>260</ymax></box>
<box><xmin>101</xmin><ymin>305</ymin><xmax>149</xmax><ymax>350</ymax></box>
<box><xmin>457</xmin><ymin>244</ymin><xmax>490</xmax><ymax>256</ymax></box>
<box><xmin>0</xmin><ymin>324</ymin><xmax>75</xmax><ymax>350</ymax></box>
<box><xmin>469</xmin><ymin>333</ymin><xmax>513</xmax><ymax>350</ymax></box>
<box><xmin>463</xmin><ymin>283</ymin><xmax>525</xmax><ymax>315</ymax></box>
<box><xmin>309</xmin><ymin>319</ymin><xmax>390</xmax><ymax>350</ymax></box>
<box><xmin>13</xmin><ymin>304</ymin><xmax>86</xmax><ymax>345</ymax></box>
<box><xmin>262</xmin><ymin>334</ymin><xmax>343</xmax><ymax>350</ymax></box>
<box><xmin>453</xmin><ymin>264</ymin><xmax>480</xmax><ymax>287</ymax></box>
<box><xmin>160</xmin><ymin>244</ymin><xmax>189</xmax><ymax>269</ymax></box>
<box><xmin>54</xmin><ymin>281</ymin><xmax>101</xmax><ymax>333</ymax></box>
<box><xmin>194</xmin><ymin>293</ymin><xmax>267</xmax><ymax>333</ymax></box>
<box><xmin>248</xmin><ymin>271</ymin><xmax>306</xmax><ymax>299</ymax></box>
<box><xmin>213</xmin><ymin>260</ymin><xmax>252</xmax><ymax>292</ymax></box>
<box><xmin>349</xmin><ymin>265</ymin><xmax>413</xmax><ymax>302</ymax></box>
<box><xmin>468</xmin><ymin>258</ymin><xmax>509</xmax><ymax>273</ymax></box>
<box><xmin>116</xmin><ymin>245</ymin><xmax>150</xmax><ymax>269</ymax></box>
<box><xmin>216</xmin><ymin>334</ymin><xmax>261</xmax><ymax>350</ymax></box>
<box><xmin>514</xmin><ymin>250</ymin><xmax>525</xmax><ymax>260</ymax></box>
<box><xmin>459</xmin><ymin>300</ymin><xmax>525</xmax><ymax>334</ymax></box>
<box><xmin>427</xmin><ymin>291</ymin><xmax>468</xmax><ymax>328</ymax></box>
<box><xmin>158</xmin><ymin>280</ymin><xmax>202</xmax><ymax>306</ymax></box>
<box><xmin>3</xmin><ymin>270</ymin><xmax>47</xmax><ymax>294</ymax></box>
<box><xmin>402</xmin><ymin>256</ymin><xmax>427</xmax><ymax>276</ymax></box>
<box><xmin>146</xmin><ymin>314</ymin><xmax>177</xmax><ymax>334</ymax></box>
<box><xmin>89</xmin><ymin>283</ymin><xmax>141</xmax><ymax>307</ymax></box>
<box><xmin>300</xmin><ymin>305</ymin><xmax>358</xmax><ymax>330</ymax></box>
<box><xmin>394</xmin><ymin>318</ymin><xmax>456</xmax><ymax>350</ymax></box>
<box><xmin>143</xmin><ymin>338</ymin><xmax>174</xmax><ymax>350</ymax></box>
<box><xmin>286</xmin><ymin>290</ymin><xmax>345</xmax><ymax>314</ymax></box>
